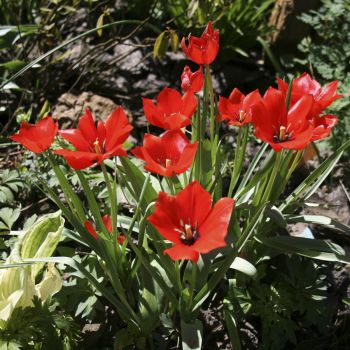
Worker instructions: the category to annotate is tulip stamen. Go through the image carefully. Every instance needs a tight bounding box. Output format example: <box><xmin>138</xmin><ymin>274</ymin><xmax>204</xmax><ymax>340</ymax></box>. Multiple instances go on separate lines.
<box><xmin>238</xmin><ymin>110</ymin><xmax>246</xmax><ymax>122</ymax></box>
<box><xmin>279</xmin><ymin>126</ymin><xmax>287</xmax><ymax>141</ymax></box>
<box><xmin>165</xmin><ymin>158</ymin><xmax>172</xmax><ymax>167</ymax></box>
<box><xmin>177</xmin><ymin>223</ymin><xmax>199</xmax><ymax>245</ymax></box>
<box><xmin>93</xmin><ymin>139</ymin><xmax>102</xmax><ymax>154</ymax></box>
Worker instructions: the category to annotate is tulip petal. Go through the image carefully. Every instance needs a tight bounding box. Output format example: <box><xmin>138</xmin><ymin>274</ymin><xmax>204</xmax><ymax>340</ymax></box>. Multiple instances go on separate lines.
<box><xmin>193</xmin><ymin>198</ymin><xmax>234</xmax><ymax>253</ymax></box>
<box><xmin>164</xmin><ymin>244</ymin><xmax>199</xmax><ymax>262</ymax></box>
<box><xmin>59</xmin><ymin>129</ymin><xmax>91</xmax><ymax>151</ymax></box>
<box><xmin>147</xmin><ymin>192</ymin><xmax>182</xmax><ymax>244</ymax></box>
<box><xmin>175</xmin><ymin>181</ymin><xmax>212</xmax><ymax>229</ymax></box>
<box><xmin>78</xmin><ymin>109</ymin><xmax>98</xmax><ymax>144</ymax></box>
<box><xmin>54</xmin><ymin>149</ymin><xmax>98</xmax><ymax>170</ymax></box>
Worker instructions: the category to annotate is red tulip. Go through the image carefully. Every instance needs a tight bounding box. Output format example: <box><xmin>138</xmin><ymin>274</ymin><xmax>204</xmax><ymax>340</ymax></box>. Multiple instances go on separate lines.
<box><xmin>55</xmin><ymin>107</ymin><xmax>132</xmax><ymax>170</ymax></box>
<box><xmin>181</xmin><ymin>65</ymin><xmax>204</xmax><ymax>93</ymax></box>
<box><xmin>218</xmin><ymin>88</ymin><xmax>261</xmax><ymax>126</ymax></box>
<box><xmin>252</xmin><ymin>87</ymin><xmax>314</xmax><ymax>152</ymax></box>
<box><xmin>132</xmin><ymin>130</ymin><xmax>198</xmax><ymax>177</ymax></box>
<box><xmin>311</xmin><ymin>114</ymin><xmax>338</xmax><ymax>141</ymax></box>
<box><xmin>9</xmin><ymin>116</ymin><xmax>58</xmax><ymax>153</ymax></box>
<box><xmin>181</xmin><ymin>22</ymin><xmax>219</xmax><ymax>65</ymax></box>
<box><xmin>143</xmin><ymin>87</ymin><xmax>197</xmax><ymax>130</ymax></box>
<box><xmin>277</xmin><ymin>73</ymin><xmax>342</xmax><ymax>118</ymax></box>
<box><xmin>148</xmin><ymin>181</ymin><xmax>234</xmax><ymax>262</ymax></box>
<box><xmin>85</xmin><ymin>214</ymin><xmax>125</xmax><ymax>244</ymax></box>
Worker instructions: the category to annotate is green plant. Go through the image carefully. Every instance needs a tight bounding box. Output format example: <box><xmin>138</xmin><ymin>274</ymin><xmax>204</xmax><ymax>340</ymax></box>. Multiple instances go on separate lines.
<box><xmin>227</xmin><ymin>255</ymin><xmax>333</xmax><ymax>349</ymax></box>
<box><xmin>159</xmin><ymin>0</ymin><xmax>274</xmax><ymax>57</ymax></box>
<box><xmin>293</xmin><ymin>0</ymin><xmax>350</xmax><ymax>153</ymax></box>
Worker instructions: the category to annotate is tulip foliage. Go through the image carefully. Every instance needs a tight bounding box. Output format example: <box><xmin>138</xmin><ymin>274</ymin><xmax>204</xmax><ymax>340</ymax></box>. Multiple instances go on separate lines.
<box><xmin>8</xmin><ymin>22</ymin><xmax>350</xmax><ymax>349</ymax></box>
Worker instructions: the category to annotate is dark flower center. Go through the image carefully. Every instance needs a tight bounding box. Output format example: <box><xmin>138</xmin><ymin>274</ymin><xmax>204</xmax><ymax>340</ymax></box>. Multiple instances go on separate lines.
<box><xmin>273</xmin><ymin>126</ymin><xmax>293</xmax><ymax>143</ymax></box>
<box><xmin>176</xmin><ymin>222</ymin><xmax>199</xmax><ymax>245</ymax></box>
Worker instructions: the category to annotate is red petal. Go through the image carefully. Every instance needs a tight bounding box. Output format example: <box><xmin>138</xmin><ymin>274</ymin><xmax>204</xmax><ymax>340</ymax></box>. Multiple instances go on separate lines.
<box><xmin>59</xmin><ymin>129</ymin><xmax>90</xmax><ymax>151</ymax></box>
<box><xmin>102</xmin><ymin>215</ymin><xmax>112</xmax><ymax>233</ymax></box>
<box><xmin>84</xmin><ymin>221</ymin><xmax>99</xmax><ymax>240</ymax></box>
<box><xmin>157</xmin><ymin>87</ymin><xmax>182</xmax><ymax>115</ymax></box>
<box><xmin>147</xmin><ymin>192</ymin><xmax>182</xmax><ymax>244</ymax></box>
<box><xmin>105</xmin><ymin>107</ymin><xmax>133</xmax><ymax>151</ymax></box>
<box><xmin>263</xmin><ymin>88</ymin><xmax>287</xmax><ymax>127</ymax></box>
<box><xmin>164</xmin><ymin>244</ymin><xmax>199</xmax><ymax>262</ymax></box>
<box><xmin>180</xmin><ymin>91</ymin><xmax>198</xmax><ymax>119</ymax></box>
<box><xmin>288</xmin><ymin>95</ymin><xmax>313</xmax><ymax>132</ymax></box>
<box><xmin>164</xmin><ymin>113</ymin><xmax>191</xmax><ymax>130</ymax></box>
<box><xmin>78</xmin><ymin>109</ymin><xmax>98</xmax><ymax>144</ymax></box>
<box><xmin>54</xmin><ymin>149</ymin><xmax>98</xmax><ymax>169</ymax></box>
<box><xmin>228</xmin><ymin>88</ymin><xmax>245</xmax><ymax>104</ymax></box>
<box><xmin>10</xmin><ymin>117</ymin><xmax>57</xmax><ymax>153</ymax></box>
<box><xmin>142</xmin><ymin>98</ymin><xmax>164</xmax><ymax>128</ymax></box>
<box><xmin>193</xmin><ymin>198</ymin><xmax>234</xmax><ymax>253</ymax></box>
<box><xmin>170</xmin><ymin>142</ymin><xmax>198</xmax><ymax>174</ymax></box>
<box><xmin>175</xmin><ymin>181</ymin><xmax>212</xmax><ymax>229</ymax></box>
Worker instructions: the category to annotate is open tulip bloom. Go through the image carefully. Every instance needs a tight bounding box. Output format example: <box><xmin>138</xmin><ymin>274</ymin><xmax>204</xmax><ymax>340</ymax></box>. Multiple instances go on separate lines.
<box><xmin>8</xmin><ymin>21</ymin><xmax>350</xmax><ymax>349</ymax></box>
<box><xmin>143</xmin><ymin>87</ymin><xmax>197</xmax><ymax>130</ymax></box>
<box><xmin>148</xmin><ymin>181</ymin><xmax>234</xmax><ymax>262</ymax></box>
<box><xmin>10</xmin><ymin>116</ymin><xmax>58</xmax><ymax>153</ymax></box>
<box><xmin>132</xmin><ymin>130</ymin><xmax>198</xmax><ymax>177</ymax></box>
<box><xmin>219</xmin><ymin>88</ymin><xmax>261</xmax><ymax>126</ymax></box>
<box><xmin>55</xmin><ymin>107</ymin><xmax>133</xmax><ymax>170</ymax></box>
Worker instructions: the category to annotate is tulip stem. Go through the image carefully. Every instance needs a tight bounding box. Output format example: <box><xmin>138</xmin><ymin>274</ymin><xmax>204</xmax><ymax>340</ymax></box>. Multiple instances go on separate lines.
<box><xmin>46</xmin><ymin>152</ymin><xmax>86</xmax><ymax>222</ymax></box>
<box><xmin>228</xmin><ymin>126</ymin><xmax>249</xmax><ymax>197</ymax></box>
<box><xmin>101</xmin><ymin>162</ymin><xmax>118</xmax><ymax>237</ymax></box>
<box><xmin>260</xmin><ymin>151</ymin><xmax>283</xmax><ymax>204</ymax></box>
<box><xmin>204</xmin><ymin>64</ymin><xmax>215</xmax><ymax>143</ymax></box>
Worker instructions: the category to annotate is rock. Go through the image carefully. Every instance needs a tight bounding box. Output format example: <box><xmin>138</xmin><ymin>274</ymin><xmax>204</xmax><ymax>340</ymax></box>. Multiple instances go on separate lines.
<box><xmin>53</xmin><ymin>92</ymin><xmax>118</xmax><ymax>128</ymax></box>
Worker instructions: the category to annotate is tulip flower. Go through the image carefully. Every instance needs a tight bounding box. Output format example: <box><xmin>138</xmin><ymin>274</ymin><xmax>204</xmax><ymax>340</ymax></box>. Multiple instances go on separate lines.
<box><xmin>132</xmin><ymin>130</ymin><xmax>198</xmax><ymax>177</ymax></box>
<box><xmin>10</xmin><ymin>116</ymin><xmax>58</xmax><ymax>153</ymax></box>
<box><xmin>143</xmin><ymin>87</ymin><xmax>197</xmax><ymax>130</ymax></box>
<box><xmin>218</xmin><ymin>88</ymin><xmax>261</xmax><ymax>126</ymax></box>
<box><xmin>311</xmin><ymin>114</ymin><xmax>338</xmax><ymax>141</ymax></box>
<box><xmin>181</xmin><ymin>22</ymin><xmax>219</xmax><ymax>65</ymax></box>
<box><xmin>148</xmin><ymin>181</ymin><xmax>234</xmax><ymax>262</ymax></box>
<box><xmin>252</xmin><ymin>88</ymin><xmax>314</xmax><ymax>152</ymax></box>
<box><xmin>277</xmin><ymin>73</ymin><xmax>342</xmax><ymax>118</ymax></box>
<box><xmin>181</xmin><ymin>65</ymin><xmax>204</xmax><ymax>93</ymax></box>
<box><xmin>85</xmin><ymin>215</ymin><xmax>125</xmax><ymax>244</ymax></box>
<box><xmin>55</xmin><ymin>107</ymin><xmax>133</xmax><ymax>170</ymax></box>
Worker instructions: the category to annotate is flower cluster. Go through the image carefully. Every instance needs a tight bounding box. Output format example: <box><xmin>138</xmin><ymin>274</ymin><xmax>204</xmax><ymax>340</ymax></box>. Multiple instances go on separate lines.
<box><xmin>9</xmin><ymin>22</ymin><xmax>342</xmax><ymax>263</ymax></box>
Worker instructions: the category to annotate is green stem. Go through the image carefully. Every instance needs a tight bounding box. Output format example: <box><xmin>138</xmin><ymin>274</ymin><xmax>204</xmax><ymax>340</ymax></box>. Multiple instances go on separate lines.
<box><xmin>260</xmin><ymin>151</ymin><xmax>283</xmax><ymax>204</ymax></box>
<box><xmin>101</xmin><ymin>162</ymin><xmax>117</xmax><ymax>236</ymax></box>
<box><xmin>46</xmin><ymin>151</ymin><xmax>86</xmax><ymax>222</ymax></box>
<box><xmin>228</xmin><ymin>126</ymin><xmax>249</xmax><ymax>197</ymax></box>
<box><xmin>204</xmin><ymin>64</ymin><xmax>215</xmax><ymax>143</ymax></box>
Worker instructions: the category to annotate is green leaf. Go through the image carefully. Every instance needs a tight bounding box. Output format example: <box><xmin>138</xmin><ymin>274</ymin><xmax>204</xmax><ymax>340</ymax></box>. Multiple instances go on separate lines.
<box><xmin>96</xmin><ymin>14</ymin><xmax>104</xmax><ymax>37</ymax></box>
<box><xmin>0</xmin><ymin>207</ymin><xmax>20</xmax><ymax>232</ymax></box>
<box><xmin>181</xmin><ymin>319</ymin><xmax>203</xmax><ymax>350</ymax></box>
<box><xmin>20</xmin><ymin>211</ymin><xmax>64</xmax><ymax>279</ymax></box>
<box><xmin>0</xmin><ymin>60</ymin><xmax>26</xmax><ymax>71</ymax></box>
<box><xmin>257</xmin><ymin>236</ymin><xmax>350</xmax><ymax>264</ymax></box>
<box><xmin>230</xmin><ymin>257</ymin><xmax>257</xmax><ymax>278</ymax></box>
<box><xmin>119</xmin><ymin>157</ymin><xmax>157</xmax><ymax>211</ymax></box>
<box><xmin>23</xmin><ymin>256</ymin><xmax>139</xmax><ymax>329</ymax></box>
<box><xmin>265</xmin><ymin>205</ymin><xmax>287</xmax><ymax>228</ymax></box>
<box><xmin>224</xmin><ymin>305</ymin><xmax>242</xmax><ymax>350</ymax></box>
<box><xmin>169</xmin><ymin>30</ymin><xmax>179</xmax><ymax>52</ymax></box>
<box><xmin>286</xmin><ymin>214</ymin><xmax>350</xmax><ymax>236</ymax></box>
<box><xmin>153</xmin><ymin>31</ymin><xmax>169</xmax><ymax>60</ymax></box>
<box><xmin>280</xmin><ymin>139</ymin><xmax>350</xmax><ymax>213</ymax></box>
